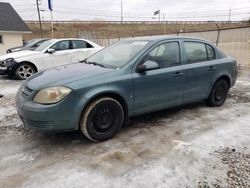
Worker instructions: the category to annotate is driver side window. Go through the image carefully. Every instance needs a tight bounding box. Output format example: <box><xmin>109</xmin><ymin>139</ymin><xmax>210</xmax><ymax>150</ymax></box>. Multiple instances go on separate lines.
<box><xmin>51</xmin><ymin>41</ymin><xmax>70</xmax><ymax>51</ymax></box>
<box><xmin>144</xmin><ymin>41</ymin><xmax>180</xmax><ymax>68</ymax></box>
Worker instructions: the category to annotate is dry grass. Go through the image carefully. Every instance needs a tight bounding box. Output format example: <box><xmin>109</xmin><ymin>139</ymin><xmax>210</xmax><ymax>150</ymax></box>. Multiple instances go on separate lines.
<box><xmin>24</xmin><ymin>21</ymin><xmax>250</xmax><ymax>40</ymax></box>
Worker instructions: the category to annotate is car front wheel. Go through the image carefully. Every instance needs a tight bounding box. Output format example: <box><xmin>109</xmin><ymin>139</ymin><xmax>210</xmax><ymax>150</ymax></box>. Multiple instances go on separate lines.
<box><xmin>206</xmin><ymin>79</ymin><xmax>229</xmax><ymax>107</ymax></box>
<box><xmin>80</xmin><ymin>97</ymin><xmax>124</xmax><ymax>142</ymax></box>
<box><xmin>15</xmin><ymin>63</ymin><xmax>36</xmax><ymax>80</ymax></box>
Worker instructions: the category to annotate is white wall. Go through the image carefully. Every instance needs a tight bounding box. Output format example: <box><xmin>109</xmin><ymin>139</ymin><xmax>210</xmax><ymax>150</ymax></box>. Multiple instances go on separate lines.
<box><xmin>0</xmin><ymin>32</ymin><xmax>23</xmax><ymax>55</ymax></box>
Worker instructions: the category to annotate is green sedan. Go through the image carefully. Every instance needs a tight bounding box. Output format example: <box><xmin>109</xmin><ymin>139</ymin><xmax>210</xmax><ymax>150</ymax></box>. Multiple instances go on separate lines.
<box><xmin>16</xmin><ymin>36</ymin><xmax>237</xmax><ymax>142</ymax></box>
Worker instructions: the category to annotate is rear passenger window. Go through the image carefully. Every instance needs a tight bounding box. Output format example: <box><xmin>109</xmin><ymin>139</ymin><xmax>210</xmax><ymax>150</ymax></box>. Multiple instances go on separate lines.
<box><xmin>72</xmin><ymin>40</ymin><xmax>93</xmax><ymax>49</ymax></box>
<box><xmin>184</xmin><ymin>42</ymin><xmax>207</xmax><ymax>63</ymax></box>
<box><xmin>206</xmin><ymin>44</ymin><xmax>215</xmax><ymax>60</ymax></box>
<box><xmin>146</xmin><ymin>42</ymin><xmax>180</xmax><ymax>68</ymax></box>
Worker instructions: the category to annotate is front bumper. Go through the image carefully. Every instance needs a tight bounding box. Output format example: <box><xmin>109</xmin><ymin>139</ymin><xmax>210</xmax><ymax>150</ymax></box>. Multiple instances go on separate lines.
<box><xmin>16</xmin><ymin>85</ymin><xmax>86</xmax><ymax>133</ymax></box>
<box><xmin>0</xmin><ymin>59</ymin><xmax>18</xmax><ymax>75</ymax></box>
<box><xmin>0</xmin><ymin>67</ymin><xmax>7</xmax><ymax>75</ymax></box>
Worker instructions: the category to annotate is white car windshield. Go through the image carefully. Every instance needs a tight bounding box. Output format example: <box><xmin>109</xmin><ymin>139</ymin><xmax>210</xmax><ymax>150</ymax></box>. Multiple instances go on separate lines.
<box><xmin>86</xmin><ymin>40</ymin><xmax>149</xmax><ymax>68</ymax></box>
<box><xmin>33</xmin><ymin>39</ymin><xmax>56</xmax><ymax>52</ymax></box>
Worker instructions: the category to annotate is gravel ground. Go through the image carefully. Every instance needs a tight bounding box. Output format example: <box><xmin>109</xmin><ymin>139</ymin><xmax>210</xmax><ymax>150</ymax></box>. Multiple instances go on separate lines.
<box><xmin>216</xmin><ymin>147</ymin><xmax>250</xmax><ymax>187</ymax></box>
<box><xmin>0</xmin><ymin>75</ymin><xmax>249</xmax><ymax>188</ymax></box>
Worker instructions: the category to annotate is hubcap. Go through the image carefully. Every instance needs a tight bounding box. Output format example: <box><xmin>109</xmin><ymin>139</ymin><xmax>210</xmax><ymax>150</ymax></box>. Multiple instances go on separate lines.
<box><xmin>17</xmin><ymin>65</ymin><xmax>34</xmax><ymax>79</ymax></box>
<box><xmin>215</xmin><ymin>86</ymin><xmax>225</xmax><ymax>101</ymax></box>
<box><xmin>93</xmin><ymin>107</ymin><xmax>114</xmax><ymax>132</ymax></box>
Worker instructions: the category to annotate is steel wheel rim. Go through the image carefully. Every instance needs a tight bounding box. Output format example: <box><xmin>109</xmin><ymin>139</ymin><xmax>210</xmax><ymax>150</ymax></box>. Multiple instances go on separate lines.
<box><xmin>93</xmin><ymin>107</ymin><xmax>114</xmax><ymax>132</ymax></box>
<box><xmin>17</xmin><ymin>65</ymin><xmax>34</xmax><ymax>79</ymax></box>
<box><xmin>215</xmin><ymin>86</ymin><xmax>225</xmax><ymax>101</ymax></box>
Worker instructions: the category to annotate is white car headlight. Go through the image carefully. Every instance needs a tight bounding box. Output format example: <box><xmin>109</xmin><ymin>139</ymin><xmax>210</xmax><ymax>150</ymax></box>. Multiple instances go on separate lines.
<box><xmin>33</xmin><ymin>86</ymin><xmax>72</xmax><ymax>104</ymax></box>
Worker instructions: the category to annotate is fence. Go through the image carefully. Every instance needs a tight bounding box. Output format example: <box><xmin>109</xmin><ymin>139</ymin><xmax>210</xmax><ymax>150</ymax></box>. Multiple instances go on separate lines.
<box><xmin>81</xmin><ymin>26</ymin><xmax>250</xmax><ymax>67</ymax></box>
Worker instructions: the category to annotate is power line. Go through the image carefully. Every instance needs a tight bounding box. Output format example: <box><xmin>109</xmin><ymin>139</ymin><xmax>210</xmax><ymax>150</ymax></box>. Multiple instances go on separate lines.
<box><xmin>53</xmin><ymin>10</ymin><xmax>250</xmax><ymax>19</ymax></box>
<box><xmin>53</xmin><ymin>5</ymin><xmax>250</xmax><ymax>16</ymax></box>
<box><xmin>121</xmin><ymin>0</ymin><xmax>123</xmax><ymax>22</ymax></box>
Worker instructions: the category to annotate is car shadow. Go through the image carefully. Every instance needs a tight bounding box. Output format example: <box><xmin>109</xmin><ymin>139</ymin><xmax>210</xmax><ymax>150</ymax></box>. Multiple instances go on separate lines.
<box><xmin>37</xmin><ymin>101</ymin><xmax>205</xmax><ymax>146</ymax></box>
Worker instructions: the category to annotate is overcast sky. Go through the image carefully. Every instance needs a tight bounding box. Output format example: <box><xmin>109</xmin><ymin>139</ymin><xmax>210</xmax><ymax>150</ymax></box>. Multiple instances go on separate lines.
<box><xmin>1</xmin><ymin>0</ymin><xmax>250</xmax><ymax>21</ymax></box>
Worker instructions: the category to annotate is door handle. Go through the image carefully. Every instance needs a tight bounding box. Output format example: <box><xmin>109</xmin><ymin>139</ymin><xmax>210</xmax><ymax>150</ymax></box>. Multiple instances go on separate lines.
<box><xmin>208</xmin><ymin>66</ymin><xmax>216</xmax><ymax>71</ymax></box>
<box><xmin>173</xmin><ymin>71</ymin><xmax>184</xmax><ymax>77</ymax></box>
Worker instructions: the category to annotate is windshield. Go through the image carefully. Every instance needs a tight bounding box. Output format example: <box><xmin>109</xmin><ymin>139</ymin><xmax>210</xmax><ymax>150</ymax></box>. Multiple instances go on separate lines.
<box><xmin>33</xmin><ymin>39</ymin><xmax>56</xmax><ymax>52</ymax></box>
<box><xmin>23</xmin><ymin>39</ymin><xmax>35</xmax><ymax>46</ymax></box>
<box><xmin>25</xmin><ymin>39</ymin><xmax>40</xmax><ymax>47</ymax></box>
<box><xmin>25</xmin><ymin>39</ymin><xmax>47</xmax><ymax>48</ymax></box>
<box><xmin>86</xmin><ymin>40</ymin><xmax>149</xmax><ymax>68</ymax></box>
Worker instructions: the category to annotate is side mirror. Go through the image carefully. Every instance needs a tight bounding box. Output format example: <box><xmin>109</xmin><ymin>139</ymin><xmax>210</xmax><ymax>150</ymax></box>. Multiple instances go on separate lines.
<box><xmin>47</xmin><ymin>48</ymin><xmax>55</xmax><ymax>54</ymax></box>
<box><xmin>137</xmin><ymin>60</ymin><xmax>160</xmax><ymax>73</ymax></box>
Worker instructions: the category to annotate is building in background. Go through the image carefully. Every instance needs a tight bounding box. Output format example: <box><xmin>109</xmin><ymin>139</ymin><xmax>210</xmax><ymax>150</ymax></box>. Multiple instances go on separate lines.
<box><xmin>0</xmin><ymin>2</ymin><xmax>31</xmax><ymax>55</ymax></box>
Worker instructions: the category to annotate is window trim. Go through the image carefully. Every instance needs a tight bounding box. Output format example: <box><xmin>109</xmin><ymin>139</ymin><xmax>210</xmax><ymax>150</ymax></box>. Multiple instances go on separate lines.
<box><xmin>183</xmin><ymin>40</ymin><xmax>217</xmax><ymax>64</ymax></box>
<box><xmin>0</xmin><ymin>35</ymin><xmax>3</xmax><ymax>44</ymax></box>
<box><xmin>70</xmin><ymin>40</ymin><xmax>94</xmax><ymax>49</ymax></box>
<box><xmin>135</xmin><ymin>40</ymin><xmax>182</xmax><ymax>71</ymax></box>
<box><xmin>205</xmin><ymin>44</ymin><xmax>216</xmax><ymax>60</ymax></box>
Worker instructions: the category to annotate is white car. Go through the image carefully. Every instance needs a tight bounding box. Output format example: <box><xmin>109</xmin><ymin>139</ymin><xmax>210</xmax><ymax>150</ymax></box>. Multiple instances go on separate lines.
<box><xmin>0</xmin><ymin>38</ymin><xmax>103</xmax><ymax>79</ymax></box>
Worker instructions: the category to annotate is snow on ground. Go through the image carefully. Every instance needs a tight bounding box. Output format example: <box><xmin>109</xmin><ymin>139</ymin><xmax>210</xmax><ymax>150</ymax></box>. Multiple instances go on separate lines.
<box><xmin>0</xmin><ymin>75</ymin><xmax>249</xmax><ymax>188</ymax></box>
<box><xmin>0</xmin><ymin>107</ymin><xmax>16</xmax><ymax>121</ymax></box>
<box><xmin>0</xmin><ymin>76</ymin><xmax>22</xmax><ymax>95</ymax></box>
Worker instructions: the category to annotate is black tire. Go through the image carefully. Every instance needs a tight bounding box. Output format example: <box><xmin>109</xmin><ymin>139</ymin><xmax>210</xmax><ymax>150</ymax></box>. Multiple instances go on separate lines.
<box><xmin>15</xmin><ymin>62</ymin><xmax>36</xmax><ymax>80</ymax></box>
<box><xmin>80</xmin><ymin>97</ymin><xmax>124</xmax><ymax>142</ymax></box>
<box><xmin>206</xmin><ymin>79</ymin><xmax>229</xmax><ymax>107</ymax></box>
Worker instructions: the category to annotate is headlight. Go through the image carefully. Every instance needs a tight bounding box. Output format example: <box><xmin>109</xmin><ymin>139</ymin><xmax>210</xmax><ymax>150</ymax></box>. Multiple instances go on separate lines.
<box><xmin>1</xmin><ymin>58</ymin><xmax>16</xmax><ymax>68</ymax></box>
<box><xmin>33</xmin><ymin>86</ymin><xmax>72</xmax><ymax>104</ymax></box>
<box><xmin>0</xmin><ymin>61</ymin><xmax>4</xmax><ymax>67</ymax></box>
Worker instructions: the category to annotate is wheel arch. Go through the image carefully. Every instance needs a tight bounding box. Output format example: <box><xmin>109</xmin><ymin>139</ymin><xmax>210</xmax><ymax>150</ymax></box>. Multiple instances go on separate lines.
<box><xmin>18</xmin><ymin>61</ymin><xmax>38</xmax><ymax>73</ymax></box>
<box><xmin>79</xmin><ymin>91</ymin><xmax>129</xmax><ymax>127</ymax></box>
<box><xmin>208</xmin><ymin>74</ymin><xmax>231</xmax><ymax>96</ymax></box>
<box><xmin>216</xmin><ymin>75</ymin><xmax>231</xmax><ymax>86</ymax></box>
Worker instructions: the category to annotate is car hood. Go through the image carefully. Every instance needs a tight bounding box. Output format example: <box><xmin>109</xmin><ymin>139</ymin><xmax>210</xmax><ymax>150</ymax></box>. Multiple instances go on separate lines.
<box><xmin>0</xmin><ymin>50</ymin><xmax>40</xmax><ymax>61</ymax></box>
<box><xmin>9</xmin><ymin>46</ymin><xmax>23</xmax><ymax>50</ymax></box>
<box><xmin>26</xmin><ymin>63</ymin><xmax>114</xmax><ymax>90</ymax></box>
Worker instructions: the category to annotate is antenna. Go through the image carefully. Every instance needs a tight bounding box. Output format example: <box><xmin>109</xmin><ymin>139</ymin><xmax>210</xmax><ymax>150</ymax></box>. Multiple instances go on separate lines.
<box><xmin>121</xmin><ymin>0</ymin><xmax>123</xmax><ymax>22</ymax></box>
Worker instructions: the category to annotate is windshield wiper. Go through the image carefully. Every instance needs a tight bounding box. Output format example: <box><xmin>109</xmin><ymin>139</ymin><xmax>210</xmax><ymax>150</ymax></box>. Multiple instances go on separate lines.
<box><xmin>88</xmin><ymin>62</ymin><xmax>105</xmax><ymax>68</ymax></box>
<box><xmin>80</xmin><ymin>59</ymin><xmax>105</xmax><ymax>68</ymax></box>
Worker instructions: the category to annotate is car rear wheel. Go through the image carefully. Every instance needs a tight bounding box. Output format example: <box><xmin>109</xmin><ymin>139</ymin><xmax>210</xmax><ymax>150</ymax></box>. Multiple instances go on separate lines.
<box><xmin>80</xmin><ymin>97</ymin><xmax>124</xmax><ymax>142</ymax></box>
<box><xmin>15</xmin><ymin>63</ymin><xmax>36</xmax><ymax>80</ymax></box>
<box><xmin>206</xmin><ymin>79</ymin><xmax>229</xmax><ymax>107</ymax></box>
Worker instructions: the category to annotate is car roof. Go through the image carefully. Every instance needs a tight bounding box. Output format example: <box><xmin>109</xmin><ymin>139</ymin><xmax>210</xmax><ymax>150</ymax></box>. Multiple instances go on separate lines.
<box><xmin>53</xmin><ymin>38</ymin><xmax>91</xmax><ymax>41</ymax></box>
<box><xmin>50</xmin><ymin>38</ymin><xmax>101</xmax><ymax>47</ymax></box>
<box><xmin>122</xmin><ymin>35</ymin><xmax>211</xmax><ymax>44</ymax></box>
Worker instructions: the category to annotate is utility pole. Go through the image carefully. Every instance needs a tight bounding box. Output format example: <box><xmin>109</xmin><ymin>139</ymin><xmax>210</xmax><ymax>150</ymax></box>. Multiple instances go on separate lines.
<box><xmin>159</xmin><ymin>10</ymin><xmax>160</xmax><ymax>22</ymax></box>
<box><xmin>215</xmin><ymin>23</ymin><xmax>220</xmax><ymax>46</ymax></box>
<box><xmin>36</xmin><ymin>0</ymin><xmax>43</xmax><ymax>38</ymax></box>
<box><xmin>228</xmin><ymin>8</ymin><xmax>231</xmax><ymax>22</ymax></box>
<box><xmin>121</xmin><ymin>0</ymin><xmax>123</xmax><ymax>22</ymax></box>
<box><xmin>163</xmin><ymin>13</ymin><xmax>166</xmax><ymax>33</ymax></box>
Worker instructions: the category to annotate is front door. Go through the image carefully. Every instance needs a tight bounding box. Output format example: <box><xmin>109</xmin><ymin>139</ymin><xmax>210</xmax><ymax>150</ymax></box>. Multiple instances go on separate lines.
<box><xmin>43</xmin><ymin>40</ymin><xmax>72</xmax><ymax>69</ymax></box>
<box><xmin>132</xmin><ymin>41</ymin><xmax>186</xmax><ymax>114</ymax></box>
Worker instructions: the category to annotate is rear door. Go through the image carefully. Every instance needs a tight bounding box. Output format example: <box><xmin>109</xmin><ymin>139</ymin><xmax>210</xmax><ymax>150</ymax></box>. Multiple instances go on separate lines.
<box><xmin>182</xmin><ymin>41</ymin><xmax>217</xmax><ymax>103</ymax></box>
<box><xmin>132</xmin><ymin>41</ymin><xmax>186</xmax><ymax>114</ymax></box>
<box><xmin>70</xmin><ymin>40</ymin><xmax>99</xmax><ymax>63</ymax></box>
